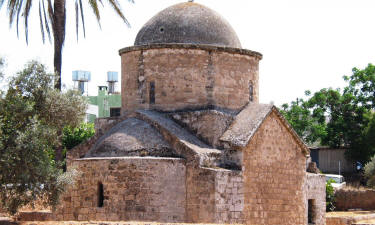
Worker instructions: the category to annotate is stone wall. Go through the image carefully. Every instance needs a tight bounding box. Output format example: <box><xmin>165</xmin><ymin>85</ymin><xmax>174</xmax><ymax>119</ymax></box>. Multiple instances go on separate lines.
<box><xmin>242</xmin><ymin>111</ymin><xmax>307</xmax><ymax>225</ymax></box>
<box><xmin>306</xmin><ymin>173</ymin><xmax>326</xmax><ymax>225</ymax></box>
<box><xmin>120</xmin><ymin>45</ymin><xmax>260</xmax><ymax>113</ymax></box>
<box><xmin>335</xmin><ymin>188</ymin><xmax>375</xmax><ymax>211</ymax></box>
<box><xmin>185</xmin><ymin>165</ymin><xmax>216</xmax><ymax>223</ymax></box>
<box><xmin>214</xmin><ymin>169</ymin><xmax>243</xmax><ymax>224</ymax></box>
<box><xmin>55</xmin><ymin>157</ymin><xmax>186</xmax><ymax>222</ymax></box>
<box><xmin>169</xmin><ymin>110</ymin><xmax>234</xmax><ymax>148</ymax></box>
<box><xmin>185</xmin><ymin>166</ymin><xmax>243</xmax><ymax>224</ymax></box>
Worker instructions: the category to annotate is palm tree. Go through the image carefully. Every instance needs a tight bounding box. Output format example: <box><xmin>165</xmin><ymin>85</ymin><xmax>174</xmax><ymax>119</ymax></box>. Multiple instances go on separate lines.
<box><xmin>0</xmin><ymin>0</ymin><xmax>132</xmax><ymax>90</ymax></box>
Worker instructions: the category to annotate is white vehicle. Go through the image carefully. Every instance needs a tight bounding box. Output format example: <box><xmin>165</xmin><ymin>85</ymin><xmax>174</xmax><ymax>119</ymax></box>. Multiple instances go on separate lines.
<box><xmin>325</xmin><ymin>174</ymin><xmax>346</xmax><ymax>189</ymax></box>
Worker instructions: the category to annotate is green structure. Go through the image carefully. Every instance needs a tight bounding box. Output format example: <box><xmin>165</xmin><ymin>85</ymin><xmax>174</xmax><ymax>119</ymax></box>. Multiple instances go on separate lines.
<box><xmin>86</xmin><ymin>86</ymin><xmax>121</xmax><ymax>123</ymax></box>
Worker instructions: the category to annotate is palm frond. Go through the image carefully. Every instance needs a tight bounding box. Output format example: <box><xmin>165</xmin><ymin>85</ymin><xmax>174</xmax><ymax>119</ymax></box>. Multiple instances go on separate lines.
<box><xmin>88</xmin><ymin>0</ymin><xmax>101</xmax><ymax>28</ymax></box>
<box><xmin>24</xmin><ymin>0</ymin><xmax>32</xmax><ymax>44</ymax></box>
<box><xmin>42</xmin><ymin>0</ymin><xmax>52</xmax><ymax>43</ymax></box>
<box><xmin>8</xmin><ymin>0</ymin><xmax>18</xmax><ymax>27</ymax></box>
<box><xmin>79</xmin><ymin>0</ymin><xmax>85</xmax><ymax>38</ymax></box>
<box><xmin>16</xmin><ymin>0</ymin><xmax>23</xmax><ymax>38</ymax></box>
<box><xmin>38</xmin><ymin>0</ymin><xmax>45</xmax><ymax>43</ymax></box>
<box><xmin>106</xmin><ymin>0</ymin><xmax>130</xmax><ymax>27</ymax></box>
<box><xmin>0</xmin><ymin>0</ymin><xmax>5</xmax><ymax>10</ymax></box>
<box><xmin>75</xmin><ymin>0</ymin><xmax>79</xmax><ymax>41</ymax></box>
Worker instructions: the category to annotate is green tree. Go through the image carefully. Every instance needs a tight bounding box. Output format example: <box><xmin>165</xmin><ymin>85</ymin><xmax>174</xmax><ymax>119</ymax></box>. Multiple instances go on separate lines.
<box><xmin>281</xmin><ymin>64</ymin><xmax>375</xmax><ymax>163</ymax></box>
<box><xmin>0</xmin><ymin>61</ymin><xmax>86</xmax><ymax>214</ymax></box>
<box><xmin>364</xmin><ymin>154</ymin><xmax>375</xmax><ymax>188</ymax></box>
<box><xmin>0</xmin><ymin>57</ymin><xmax>4</xmax><ymax>79</ymax></box>
<box><xmin>0</xmin><ymin>0</ymin><xmax>133</xmax><ymax>90</ymax></box>
<box><xmin>62</xmin><ymin>122</ymin><xmax>95</xmax><ymax>150</ymax></box>
<box><xmin>344</xmin><ymin>63</ymin><xmax>375</xmax><ymax>109</ymax></box>
<box><xmin>280</xmin><ymin>93</ymin><xmax>326</xmax><ymax>145</ymax></box>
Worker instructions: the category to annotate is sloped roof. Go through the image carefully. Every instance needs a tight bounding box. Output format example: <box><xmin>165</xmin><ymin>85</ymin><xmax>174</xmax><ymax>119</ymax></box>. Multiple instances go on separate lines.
<box><xmin>220</xmin><ymin>103</ymin><xmax>309</xmax><ymax>155</ymax></box>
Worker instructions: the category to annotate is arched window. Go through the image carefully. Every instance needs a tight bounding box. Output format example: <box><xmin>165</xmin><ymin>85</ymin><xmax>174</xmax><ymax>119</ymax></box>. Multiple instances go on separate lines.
<box><xmin>98</xmin><ymin>182</ymin><xmax>104</xmax><ymax>207</ymax></box>
<box><xmin>149</xmin><ymin>81</ymin><xmax>155</xmax><ymax>104</ymax></box>
<box><xmin>249</xmin><ymin>81</ymin><xmax>254</xmax><ymax>102</ymax></box>
<box><xmin>308</xmin><ymin>199</ymin><xmax>316</xmax><ymax>224</ymax></box>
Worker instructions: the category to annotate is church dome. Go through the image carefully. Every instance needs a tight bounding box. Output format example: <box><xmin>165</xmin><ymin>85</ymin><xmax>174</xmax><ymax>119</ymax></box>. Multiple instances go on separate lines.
<box><xmin>134</xmin><ymin>2</ymin><xmax>242</xmax><ymax>48</ymax></box>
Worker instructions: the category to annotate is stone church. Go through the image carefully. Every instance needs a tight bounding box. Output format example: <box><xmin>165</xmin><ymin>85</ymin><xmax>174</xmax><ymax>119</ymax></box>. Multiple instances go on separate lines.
<box><xmin>56</xmin><ymin>2</ymin><xmax>326</xmax><ymax>225</ymax></box>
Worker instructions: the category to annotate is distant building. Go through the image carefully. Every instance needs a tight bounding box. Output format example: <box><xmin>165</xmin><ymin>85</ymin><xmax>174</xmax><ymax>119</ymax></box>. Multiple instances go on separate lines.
<box><xmin>72</xmin><ymin>71</ymin><xmax>121</xmax><ymax>123</ymax></box>
<box><xmin>310</xmin><ymin>147</ymin><xmax>356</xmax><ymax>174</ymax></box>
<box><xmin>86</xmin><ymin>86</ymin><xmax>121</xmax><ymax>123</ymax></box>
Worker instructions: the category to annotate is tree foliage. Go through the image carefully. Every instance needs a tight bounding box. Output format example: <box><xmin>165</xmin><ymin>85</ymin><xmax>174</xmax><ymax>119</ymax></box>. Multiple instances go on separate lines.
<box><xmin>62</xmin><ymin>122</ymin><xmax>95</xmax><ymax>150</ymax></box>
<box><xmin>0</xmin><ymin>57</ymin><xmax>4</xmax><ymax>80</ymax></box>
<box><xmin>326</xmin><ymin>179</ymin><xmax>335</xmax><ymax>212</ymax></box>
<box><xmin>0</xmin><ymin>60</ymin><xmax>87</xmax><ymax>214</ymax></box>
<box><xmin>280</xmin><ymin>63</ymin><xmax>375</xmax><ymax>163</ymax></box>
<box><xmin>364</xmin><ymin>155</ymin><xmax>375</xmax><ymax>188</ymax></box>
<box><xmin>281</xmin><ymin>93</ymin><xmax>326</xmax><ymax>145</ymax></box>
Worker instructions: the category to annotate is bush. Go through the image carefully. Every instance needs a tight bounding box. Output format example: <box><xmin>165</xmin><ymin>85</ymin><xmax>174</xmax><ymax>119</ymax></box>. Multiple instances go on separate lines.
<box><xmin>364</xmin><ymin>155</ymin><xmax>375</xmax><ymax>188</ymax></box>
<box><xmin>62</xmin><ymin>122</ymin><xmax>95</xmax><ymax>150</ymax></box>
<box><xmin>326</xmin><ymin>179</ymin><xmax>336</xmax><ymax>211</ymax></box>
<box><xmin>0</xmin><ymin>61</ymin><xmax>86</xmax><ymax>214</ymax></box>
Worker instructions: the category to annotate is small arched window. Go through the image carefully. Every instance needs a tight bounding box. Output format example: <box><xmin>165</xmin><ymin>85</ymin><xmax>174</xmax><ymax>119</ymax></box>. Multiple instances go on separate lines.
<box><xmin>249</xmin><ymin>81</ymin><xmax>254</xmax><ymax>102</ymax></box>
<box><xmin>149</xmin><ymin>81</ymin><xmax>155</xmax><ymax>104</ymax></box>
<box><xmin>98</xmin><ymin>182</ymin><xmax>104</xmax><ymax>207</ymax></box>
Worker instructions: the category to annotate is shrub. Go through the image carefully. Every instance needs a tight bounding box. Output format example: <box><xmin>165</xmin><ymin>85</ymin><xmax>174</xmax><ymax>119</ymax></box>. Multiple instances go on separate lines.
<box><xmin>326</xmin><ymin>179</ymin><xmax>336</xmax><ymax>211</ymax></box>
<box><xmin>364</xmin><ymin>155</ymin><xmax>375</xmax><ymax>188</ymax></box>
<box><xmin>0</xmin><ymin>61</ymin><xmax>86</xmax><ymax>214</ymax></box>
<box><xmin>62</xmin><ymin>122</ymin><xmax>95</xmax><ymax>150</ymax></box>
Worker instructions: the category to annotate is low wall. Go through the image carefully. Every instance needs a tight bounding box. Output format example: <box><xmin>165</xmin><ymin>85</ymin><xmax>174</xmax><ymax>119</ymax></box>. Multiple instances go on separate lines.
<box><xmin>306</xmin><ymin>173</ymin><xmax>326</xmax><ymax>225</ymax></box>
<box><xmin>326</xmin><ymin>213</ymin><xmax>375</xmax><ymax>225</ymax></box>
<box><xmin>326</xmin><ymin>217</ymin><xmax>356</xmax><ymax>225</ymax></box>
<box><xmin>335</xmin><ymin>189</ymin><xmax>375</xmax><ymax>211</ymax></box>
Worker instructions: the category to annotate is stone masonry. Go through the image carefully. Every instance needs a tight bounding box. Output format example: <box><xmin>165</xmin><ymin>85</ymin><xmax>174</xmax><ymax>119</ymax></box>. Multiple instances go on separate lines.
<box><xmin>242</xmin><ymin>111</ymin><xmax>307</xmax><ymax>225</ymax></box>
<box><xmin>120</xmin><ymin>45</ymin><xmax>261</xmax><ymax>113</ymax></box>
<box><xmin>56</xmin><ymin>157</ymin><xmax>186</xmax><ymax>222</ymax></box>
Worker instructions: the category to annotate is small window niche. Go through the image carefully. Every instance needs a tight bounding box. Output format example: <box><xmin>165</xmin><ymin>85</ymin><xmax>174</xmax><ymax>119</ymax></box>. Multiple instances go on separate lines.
<box><xmin>249</xmin><ymin>81</ymin><xmax>254</xmax><ymax>102</ymax></box>
<box><xmin>149</xmin><ymin>81</ymin><xmax>155</xmax><ymax>104</ymax></box>
<box><xmin>308</xmin><ymin>199</ymin><xmax>316</xmax><ymax>224</ymax></box>
<box><xmin>98</xmin><ymin>182</ymin><xmax>104</xmax><ymax>207</ymax></box>
<box><xmin>110</xmin><ymin>107</ymin><xmax>121</xmax><ymax>117</ymax></box>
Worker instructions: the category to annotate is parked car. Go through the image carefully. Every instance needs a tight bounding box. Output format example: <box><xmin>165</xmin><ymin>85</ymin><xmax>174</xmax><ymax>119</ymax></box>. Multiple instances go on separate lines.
<box><xmin>325</xmin><ymin>174</ymin><xmax>346</xmax><ymax>189</ymax></box>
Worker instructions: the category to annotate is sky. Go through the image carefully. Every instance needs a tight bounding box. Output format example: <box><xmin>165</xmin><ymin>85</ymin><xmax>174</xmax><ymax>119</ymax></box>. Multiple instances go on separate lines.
<box><xmin>1</xmin><ymin>0</ymin><xmax>375</xmax><ymax>106</ymax></box>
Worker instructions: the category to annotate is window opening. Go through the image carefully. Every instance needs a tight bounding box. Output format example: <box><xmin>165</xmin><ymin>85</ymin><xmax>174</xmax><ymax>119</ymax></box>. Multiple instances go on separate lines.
<box><xmin>110</xmin><ymin>107</ymin><xmax>121</xmax><ymax>117</ymax></box>
<box><xmin>308</xmin><ymin>199</ymin><xmax>316</xmax><ymax>224</ymax></box>
<box><xmin>98</xmin><ymin>182</ymin><xmax>104</xmax><ymax>207</ymax></box>
<box><xmin>150</xmin><ymin>81</ymin><xmax>155</xmax><ymax>104</ymax></box>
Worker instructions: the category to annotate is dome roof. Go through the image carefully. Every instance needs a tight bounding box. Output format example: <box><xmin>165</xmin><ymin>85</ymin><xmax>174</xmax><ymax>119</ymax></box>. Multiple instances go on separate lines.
<box><xmin>85</xmin><ymin>118</ymin><xmax>176</xmax><ymax>158</ymax></box>
<box><xmin>134</xmin><ymin>2</ymin><xmax>242</xmax><ymax>48</ymax></box>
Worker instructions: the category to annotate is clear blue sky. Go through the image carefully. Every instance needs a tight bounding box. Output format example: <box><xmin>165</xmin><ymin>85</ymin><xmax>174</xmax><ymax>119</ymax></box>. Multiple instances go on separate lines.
<box><xmin>1</xmin><ymin>0</ymin><xmax>375</xmax><ymax>106</ymax></box>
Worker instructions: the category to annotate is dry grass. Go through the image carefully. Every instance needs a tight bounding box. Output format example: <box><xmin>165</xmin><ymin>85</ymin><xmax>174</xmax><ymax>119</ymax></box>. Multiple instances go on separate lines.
<box><xmin>18</xmin><ymin>222</ymin><xmax>223</xmax><ymax>225</ymax></box>
<box><xmin>355</xmin><ymin>219</ymin><xmax>375</xmax><ymax>224</ymax></box>
<box><xmin>343</xmin><ymin>184</ymin><xmax>373</xmax><ymax>192</ymax></box>
<box><xmin>327</xmin><ymin>211</ymin><xmax>375</xmax><ymax>218</ymax></box>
